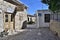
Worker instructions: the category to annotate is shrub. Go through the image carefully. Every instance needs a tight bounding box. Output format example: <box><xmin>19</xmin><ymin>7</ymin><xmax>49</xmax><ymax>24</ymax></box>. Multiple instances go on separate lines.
<box><xmin>27</xmin><ymin>21</ymin><xmax>35</xmax><ymax>24</ymax></box>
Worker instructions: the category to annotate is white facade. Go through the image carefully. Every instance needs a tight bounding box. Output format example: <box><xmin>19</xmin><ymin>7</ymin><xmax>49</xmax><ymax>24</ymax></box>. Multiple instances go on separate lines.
<box><xmin>36</xmin><ymin>10</ymin><xmax>51</xmax><ymax>27</ymax></box>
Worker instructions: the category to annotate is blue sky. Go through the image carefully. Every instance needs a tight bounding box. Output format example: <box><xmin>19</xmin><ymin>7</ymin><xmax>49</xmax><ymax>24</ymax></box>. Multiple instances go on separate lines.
<box><xmin>19</xmin><ymin>0</ymin><xmax>48</xmax><ymax>15</ymax></box>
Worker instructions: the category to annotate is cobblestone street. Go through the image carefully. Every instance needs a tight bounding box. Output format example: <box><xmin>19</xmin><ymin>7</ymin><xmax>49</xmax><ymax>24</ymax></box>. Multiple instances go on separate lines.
<box><xmin>0</xmin><ymin>27</ymin><xmax>60</xmax><ymax>40</ymax></box>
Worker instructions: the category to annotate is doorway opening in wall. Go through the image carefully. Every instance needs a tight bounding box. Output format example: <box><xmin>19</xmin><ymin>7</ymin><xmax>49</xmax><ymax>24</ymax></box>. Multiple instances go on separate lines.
<box><xmin>28</xmin><ymin>17</ymin><xmax>29</xmax><ymax>21</ymax></box>
<box><xmin>5</xmin><ymin>14</ymin><xmax>8</xmax><ymax>22</ymax></box>
<box><xmin>44</xmin><ymin>14</ymin><xmax>50</xmax><ymax>23</ymax></box>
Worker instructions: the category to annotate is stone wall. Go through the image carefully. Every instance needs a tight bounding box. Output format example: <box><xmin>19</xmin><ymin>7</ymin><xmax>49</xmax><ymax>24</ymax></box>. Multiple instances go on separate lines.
<box><xmin>50</xmin><ymin>14</ymin><xmax>60</xmax><ymax>37</ymax></box>
<box><xmin>0</xmin><ymin>12</ymin><xmax>4</xmax><ymax>32</ymax></box>
<box><xmin>0</xmin><ymin>0</ymin><xmax>16</xmax><ymax>32</ymax></box>
<box><xmin>50</xmin><ymin>20</ymin><xmax>60</xmax><ymax>37</ymax></box>
<box><xmin>15</xmin><ymin>10</ymin><xmax>27</xmax><ymax>30</ymax></box>
<box><xmin>0</xmin><ymin>0</ymin><xmax>27</xmax><ymax>33</ymax></box>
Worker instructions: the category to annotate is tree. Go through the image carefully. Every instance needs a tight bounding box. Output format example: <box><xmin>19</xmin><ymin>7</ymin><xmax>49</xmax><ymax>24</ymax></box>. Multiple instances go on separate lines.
<box><xmin>41</xmin><ymin>0</ymin><xmax>60</xmax><ymax>12</ymax></box>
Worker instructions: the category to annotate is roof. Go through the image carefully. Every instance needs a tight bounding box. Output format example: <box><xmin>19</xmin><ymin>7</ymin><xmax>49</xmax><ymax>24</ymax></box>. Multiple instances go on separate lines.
<box><xmin>27</xmin><ymin>14</ymin><xmax>36</xmax><ymax>17</ymax></box>
<box><xmin>4</xmin><ymin>0</ymin><xmax>27</xmax><ymax>9</ymax></box>
<box><xmin>37</xmin><ymin>10</ymin><xmax>49</xmax><ymax>12</ymax></box>
<box><xmin>5</xmin><ymin>12</ymin><xmax>13</xmax><ymax>14</ymax></box>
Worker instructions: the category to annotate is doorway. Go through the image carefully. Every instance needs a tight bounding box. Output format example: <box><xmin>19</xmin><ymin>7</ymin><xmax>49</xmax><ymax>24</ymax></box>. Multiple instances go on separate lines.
<box><xmin>45</xmin><ymin>14</ymin><xmax>50</xmax><ymax>23</ymax></box>
<box><xmin>4</xmin><ymin>13</ymin><xmax>15</xmax><ymax>32</ymax></box>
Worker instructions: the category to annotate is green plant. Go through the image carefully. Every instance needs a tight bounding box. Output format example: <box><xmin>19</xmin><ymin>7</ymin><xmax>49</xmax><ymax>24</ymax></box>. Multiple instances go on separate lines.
<box><xmin>27</xmin><ymin>21</ymin><xmax>35</xmax><ymax>24</ymax></box>
<box><xmin>42</xmin><ymin>0</ymin><xmax>60</xmax><ymax>12</ymax></box>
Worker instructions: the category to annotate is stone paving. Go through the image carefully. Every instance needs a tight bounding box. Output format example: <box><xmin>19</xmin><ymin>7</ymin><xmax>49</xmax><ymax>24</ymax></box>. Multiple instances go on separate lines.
<box><xmin>0</xmin><ymin>28</ymin><xmax>60</xmax><ymax>40</ymax></box>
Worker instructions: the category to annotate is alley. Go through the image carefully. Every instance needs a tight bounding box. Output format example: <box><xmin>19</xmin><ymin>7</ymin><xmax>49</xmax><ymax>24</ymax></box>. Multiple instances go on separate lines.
<box><xmin>0</xmin><ymin>27</ymin><xmax>60</xmax><ymax>40</ymax></box>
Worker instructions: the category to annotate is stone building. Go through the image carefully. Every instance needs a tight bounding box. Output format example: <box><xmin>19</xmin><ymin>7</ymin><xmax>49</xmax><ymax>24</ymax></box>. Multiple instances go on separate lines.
<box><xmin>0</xmin><ymin>0</ymin><xmax>27</xmax><ymax>34</ymax></box>
<box><xmin>27</xmin><ymin>14</ymin><xmax>36</xmax><ymax>23</ymax></box>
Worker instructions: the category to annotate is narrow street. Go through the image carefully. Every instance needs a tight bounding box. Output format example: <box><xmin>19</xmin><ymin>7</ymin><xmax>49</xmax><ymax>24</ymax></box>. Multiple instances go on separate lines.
<box><xmin>0</xmin><ymin>24</ymin><xmax>60</xmax><ymax>40</ymax></box>
<box><xmin>0</xmin><ymin>0</ymin><xmax>60</xmax><ymax>40</ymax></box>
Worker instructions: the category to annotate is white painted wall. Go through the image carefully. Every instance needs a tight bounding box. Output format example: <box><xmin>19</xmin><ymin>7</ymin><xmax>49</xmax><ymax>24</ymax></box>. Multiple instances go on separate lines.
<box><xmin>36</xmin><ymin>10</ymin><xmax>51</xmax><ymax>27</ymax></box>
<box><xmin>32</xmin><ymin>17</ymin><xmax>36</xmax><ymax>22</ymax></box>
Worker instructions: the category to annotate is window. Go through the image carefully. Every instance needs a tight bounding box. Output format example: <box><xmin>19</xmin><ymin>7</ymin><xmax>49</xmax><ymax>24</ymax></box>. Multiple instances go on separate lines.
<box><xmin>11</xmin><ymin>15</ymin><xmax>13</xmax><ymax>22</ymax></box>
<box><xmin>5</xmin><ymin>14</ymin><xmax>8</xmax><ymax>22</ymax></box>
<box><xmin>45</xmin><ymin>14</ymin><xmax>50</xmax><ymax>23</ymax></box>
<box><xmin>28</xmin><ymin>17</ymin><xmax>29</xmax><ymax>21</ymax></box>
<box><xmin>38</xmin><ymin>13</ymin><xmax>42</xmax><ymax>16</ymax></box>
